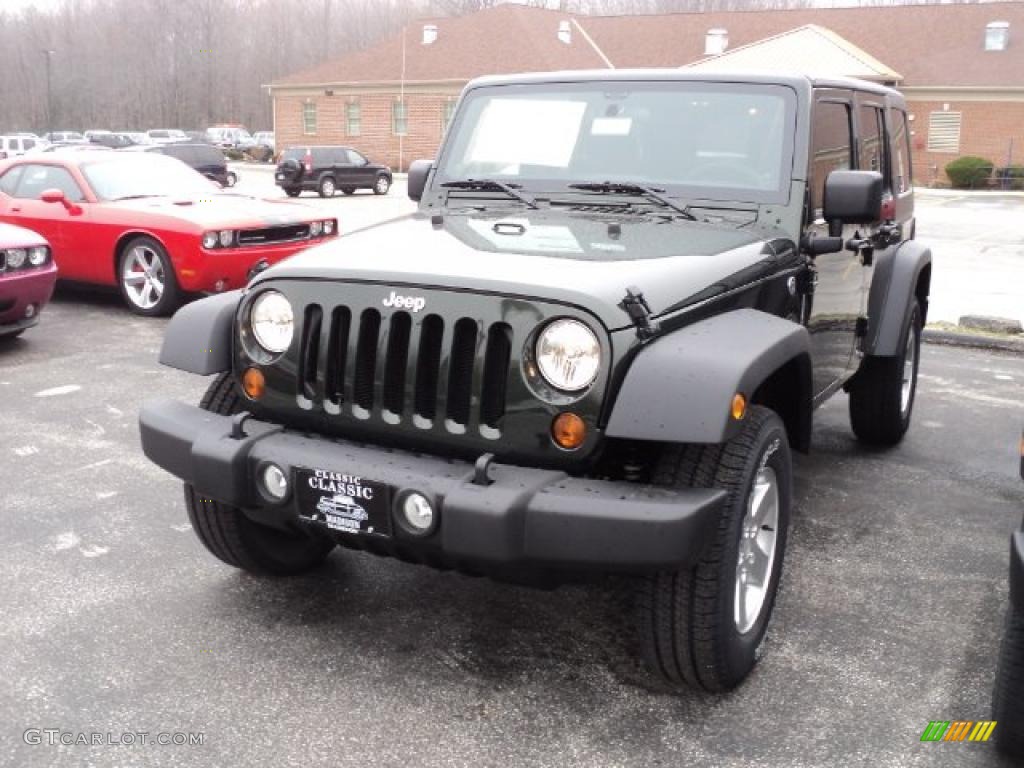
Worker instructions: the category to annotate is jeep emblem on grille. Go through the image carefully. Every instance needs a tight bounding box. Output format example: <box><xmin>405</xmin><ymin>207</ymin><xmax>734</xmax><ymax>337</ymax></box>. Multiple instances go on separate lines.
<box><xmin>382</xmin><ymin>291</ymin><xmax>426</xmax><ymax>313</ymax></box>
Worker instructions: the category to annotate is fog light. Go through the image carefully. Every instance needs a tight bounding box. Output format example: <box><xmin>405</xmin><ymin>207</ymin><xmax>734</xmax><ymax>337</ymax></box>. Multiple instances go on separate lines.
<box><xmin>242</xmin><ymin>367</ymin><xmax>265</xmax><ymax>400</ymax></box>
<box><xmin>214</xmin><ymin>279</ymin><xmax>226</xmax><ymax>292</ymax></box>
<box><xmin>24</xmin><ymin>304</ymin><xmax>36</xmax><ymax>319</ymax></box>
<box><xmin>551</xmin><ymin>412</ymin><xmax>586</xmax><ymax>450</ymax></box>
<box><xmin>260</xmin><ymin>463</ymin><xmax>289</xmax><ymax>501</ymax></box>
<box><xmin>401</xmin><ymin>492</ymin><xmax>435</xmax><ymax>533</ymax></box>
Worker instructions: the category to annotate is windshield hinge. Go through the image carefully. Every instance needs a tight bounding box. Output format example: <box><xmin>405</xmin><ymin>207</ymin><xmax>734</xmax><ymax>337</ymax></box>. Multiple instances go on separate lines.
<box><xmin>619</xmin><ymin>286</ymin><xmax>661</xmax><ymax>341</ymax></box>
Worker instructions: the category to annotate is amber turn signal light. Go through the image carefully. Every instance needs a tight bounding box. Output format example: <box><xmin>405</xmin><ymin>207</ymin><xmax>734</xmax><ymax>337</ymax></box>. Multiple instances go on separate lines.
<box><xmin>731</xmin><ymin>393</ymin><xmax>747</xmax><ymax>421</ymax></box>
<box><xmin>551</xmin><ymin>412</ymin><xmax>587</xmax><ymax>450</ymax></box>
<box><xmin>242</xmin><ymin>367</ymin><xmax>265</xmax><ymax>400</ymax></box>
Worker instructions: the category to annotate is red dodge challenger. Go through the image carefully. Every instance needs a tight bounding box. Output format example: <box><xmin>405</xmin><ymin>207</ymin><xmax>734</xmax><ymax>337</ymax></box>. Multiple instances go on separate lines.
<box><xmin>0</xmin><ymin>222</ymin><xmax>57</xmax><ymax>338</ymax></box>
<box><xmin>0</xmin><ymin>151</ymin><xmax>337</xmax><ymax>315</ymax></box>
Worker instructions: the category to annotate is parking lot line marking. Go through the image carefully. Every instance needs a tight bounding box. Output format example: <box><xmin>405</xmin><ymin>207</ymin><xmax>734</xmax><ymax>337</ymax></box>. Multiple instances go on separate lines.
<box><xmin>70</xmin><ymin>458</ymin><xmax>113</xmax><ymax>473</ymax></box>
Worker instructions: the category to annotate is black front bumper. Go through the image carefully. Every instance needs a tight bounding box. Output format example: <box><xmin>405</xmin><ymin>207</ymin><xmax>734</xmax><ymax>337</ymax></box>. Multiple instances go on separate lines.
<box><xmin>139</xmin><ymin>400</ymin><xmax>725</xmax><ymax>573</ymax></box>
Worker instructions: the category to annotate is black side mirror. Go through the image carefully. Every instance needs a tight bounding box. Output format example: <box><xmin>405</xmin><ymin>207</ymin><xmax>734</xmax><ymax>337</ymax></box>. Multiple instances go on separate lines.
<box><xmin>823</xmin><ymin>170</ymin><xmax>883</xmax><ymax>229</ymax></box>
<box><xmin>407</xmin><ymin>159</ymin><xmax>433</xmax><ymax>202</ymax></box>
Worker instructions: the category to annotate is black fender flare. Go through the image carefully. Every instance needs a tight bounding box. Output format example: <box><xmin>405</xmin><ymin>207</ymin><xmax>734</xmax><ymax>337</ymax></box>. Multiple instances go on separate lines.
<box><xmin>158</xmin><ymin>291</ymin><xmax>240</xmax><ymax>374</ymax></box>
<box><xmin>865</xmin><ymin>240</ymin><xmax>932</xmax><ymax>356</ymax></box>
<box><xmin>605</xmin><ymin>309</ymin><xmax>812</xmax><ymax>449</ymax></box>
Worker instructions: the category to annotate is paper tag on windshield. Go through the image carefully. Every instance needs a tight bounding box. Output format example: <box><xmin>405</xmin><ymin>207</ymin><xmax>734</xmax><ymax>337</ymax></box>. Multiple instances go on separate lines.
<box><xmin>590</xmin><ymin>117</ymin><xmax>632</xmax><ymax>136</ymax></box>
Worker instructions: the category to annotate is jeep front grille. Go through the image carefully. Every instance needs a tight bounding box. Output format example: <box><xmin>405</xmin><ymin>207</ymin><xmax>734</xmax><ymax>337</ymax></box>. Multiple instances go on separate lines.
<box><xmin>296</xmin><ymin>304</ymin><xmax>512</xmax><ymax>434</ymax></box>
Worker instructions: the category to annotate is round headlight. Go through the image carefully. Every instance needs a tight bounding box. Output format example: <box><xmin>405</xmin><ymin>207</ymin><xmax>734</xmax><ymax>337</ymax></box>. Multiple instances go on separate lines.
<box><xmin>218</xmin><ymin>230</ymin><xmax>234</xmax><ymax>247</ymax></box>
<box><xmin>28</xmin><ymin>246</ymin><xmax>48</xmax><ymax>266</ymax></box>
<box><xmin>250</xmin><ymin>291</ymin><xmax>294</xmax><ymax>354</ymax></box>
<box><xmin>323</xmin><ymin>220</ymin><xmax>335</xmax><ymax>235</ymax></box>
<box><xmin>6</xmin><ymin>248</ymin><xmax>26</xmax><ymax>269</ymax></box>
<box><xmin>309</xmin><ymin>221</ymin><xmax>323</xmax><ymax>237</ymax></box>
<box><xmin>202</xmin><ymin>232</ymin><xmax>218</xmax><ymax>249</ymax></box>
<box><xmin>535</xmin><ymin>319</ymin><xmax>601</xmax><ymax>392</ymax></box>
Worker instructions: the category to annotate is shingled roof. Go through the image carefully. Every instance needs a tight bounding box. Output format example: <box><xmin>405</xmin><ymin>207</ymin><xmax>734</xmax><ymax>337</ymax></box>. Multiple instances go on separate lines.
<box><xmin>272</xmin><ymin>5</ymin><xmax>607</xmax><ymax>86</ymax></box>
<box><xmin>584</xmin><ymin>2</ymin><xmax>1024</xmax><ymax>88</ymax></box>
<box><xmin>271</xmin><ymin>2</ymin><xmax>1024</xmax><ymax>90</ymax></box>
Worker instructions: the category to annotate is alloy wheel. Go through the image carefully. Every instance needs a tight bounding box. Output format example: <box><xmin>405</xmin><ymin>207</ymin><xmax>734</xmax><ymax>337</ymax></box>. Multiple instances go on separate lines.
<box><xmin>121</xmin><ymin>246</ymin><xmax>165</xmax><ymax>310</ymax></box>
<box><xmin>735</xmin><ymin>466</ymin><xmax>780</xmax><ymax>634</ymax></box>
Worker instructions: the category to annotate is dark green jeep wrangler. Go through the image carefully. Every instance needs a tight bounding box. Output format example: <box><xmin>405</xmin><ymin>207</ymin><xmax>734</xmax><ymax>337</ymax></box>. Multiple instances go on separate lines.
<box><xmin>140</xmin><ymin>71</ymin><xmax>931</xmax><ymax>691</ymax></box>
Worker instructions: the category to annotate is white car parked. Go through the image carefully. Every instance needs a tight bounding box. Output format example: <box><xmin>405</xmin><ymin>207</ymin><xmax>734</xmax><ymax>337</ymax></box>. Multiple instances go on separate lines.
<box><xmin>0</xmin><ymin>135</ymin><xmax>44</xmax><ymax>159</ymax></box>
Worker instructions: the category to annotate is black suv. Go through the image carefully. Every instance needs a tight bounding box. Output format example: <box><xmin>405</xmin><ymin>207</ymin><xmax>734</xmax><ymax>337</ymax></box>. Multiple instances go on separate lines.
<box><xmin>141</xmin><ymin>71</ymin><xmax>930</xmax><ymax>692</ymax></box>
<box><xmin>275</xmin><ymin>146</ymin><xmax>392</xmax><ymax>198</ymax></box>
<box><xmin>994</xmin><ymin>431</ymin><xmax>1024</xmax><ymax>756</ymax></box>
<box><xmin>137</xmin><ymin>142</ymin><xmax>233</xmax><ymax>187</ymax></box>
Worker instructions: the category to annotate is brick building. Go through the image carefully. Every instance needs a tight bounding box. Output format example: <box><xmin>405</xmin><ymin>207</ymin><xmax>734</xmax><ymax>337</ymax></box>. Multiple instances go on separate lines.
<box><xmin>268</xmin><ymin>2</ymin><xmax>1024</xmax><ymax>182</ymax></box>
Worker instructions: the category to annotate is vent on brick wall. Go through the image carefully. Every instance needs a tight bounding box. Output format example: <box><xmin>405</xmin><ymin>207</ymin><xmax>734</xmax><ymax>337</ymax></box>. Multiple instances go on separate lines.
<box><xmin>927</xmin><ymin>111</ymin><xmax>962</xmax><ymax>153</ymax></box>
<box><xmin>423</xmin><ymin>24</ymin><xmax>438</xmax><ymax>45</ymax></box>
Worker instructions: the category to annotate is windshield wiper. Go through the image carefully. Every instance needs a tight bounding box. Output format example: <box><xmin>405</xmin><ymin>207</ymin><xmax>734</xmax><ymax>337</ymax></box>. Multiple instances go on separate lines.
<box><xmin>440</xmin><ymin>179</ymin><xmax>538</xmax><ymax>209</ymax></box>
<box><xmin>568</xmin><ymin>182</ymin><xmax>696</xmax><ymax>221</ymax></box>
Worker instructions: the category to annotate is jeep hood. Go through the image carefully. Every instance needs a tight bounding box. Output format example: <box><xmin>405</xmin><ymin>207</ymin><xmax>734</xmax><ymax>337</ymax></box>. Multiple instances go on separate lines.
<box><xmin>258</xmin><ymin>210</ymin><xmax>795</xmax><ymax>331</ymax></box>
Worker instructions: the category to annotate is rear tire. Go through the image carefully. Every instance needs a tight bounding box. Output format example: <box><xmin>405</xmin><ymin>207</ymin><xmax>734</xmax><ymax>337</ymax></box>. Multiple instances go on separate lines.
<box><xmin>994</xmin><ymin>604</ymin><xmax>1024</xmax><ymax>756</ymax></box>
<box><xmin>848</xmin><ymin>300</ymin><xmax>921</xmax><ymax>446</ymax></box>
<box><xmin>184</xmin><ymin>373</ymin><xmax>336</xmax><ymax>576</ymax></box>
<box><xmin>637</xmin><ymin>406</ymin><xmax>792</xmax><ymax>692</ymax></box>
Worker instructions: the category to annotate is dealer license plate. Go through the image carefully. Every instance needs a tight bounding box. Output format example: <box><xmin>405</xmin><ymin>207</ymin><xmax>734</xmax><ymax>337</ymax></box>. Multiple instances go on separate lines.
<box><xmin>295</xmin><ymin>467</ymin><xmax>392</xmax><ymax>537</ymax></box>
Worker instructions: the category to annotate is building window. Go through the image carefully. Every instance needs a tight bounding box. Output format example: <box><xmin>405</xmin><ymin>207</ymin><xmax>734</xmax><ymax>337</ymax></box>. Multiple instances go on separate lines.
<box><xmin>927</xmin><ymin>111</ymin><xmax>961</xmax><ymax>153</ymax></box>
<box><xmin>303</xmin><ymin>101</ymin><xmax>317</xmax><ymax>135</ymax></box>
<box><xmin>809</xmin><ymin>100</ymin><xmax>852</xmax><ymax>214</ymax></box>
<box><xmin>442</xmin><ymin>98</ymin><xmax>457</xmax><ymax>134</ymax></box>
<box><xmin>985</xmin><ymin>21</ymin><xmax>1010</xmax><ymax>51</ymax></box>
<box><xmin>346</xmin><ymin>102</ymin><xmax>361</xmax><ymax>136</ymax></box>
<box><xmin>392</xmin><ymin>100</ymin><xmax>408</xmax><ymax>136</ymax></box>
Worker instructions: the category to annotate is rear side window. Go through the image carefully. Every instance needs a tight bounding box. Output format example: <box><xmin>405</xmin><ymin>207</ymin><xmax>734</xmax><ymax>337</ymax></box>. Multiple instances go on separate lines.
<box><xmin>859</xmin><ymin>104</ymin><xmax>890</xmax><ymax>191</ymax></box>
<box><xmin>281</xmin><ymin>148</ymin><xmax>306</xmax><ymax>162</ymax></box>
<box><xmin>195</xmin><ymin>146</ymin><xmax>223</xmax><ymax>165</ymax></box>
<box><xmin>892</xmin><ymin>109</ymin><xmax>913</xmax><ymax>194</ymax></box>
<box><xmin>809</xmin><ymin>100</ymin><xmax>853</xmax><ymax>214</ymax></box>
<box><xmin>23</xmin><ymin>139</ymin><xmax>35</xmax><ymax>150</ymax></box>
<box><xmin>0</xmin><ymin>165</ymin><xmax>25</xmax><ymax>195</ymax></box>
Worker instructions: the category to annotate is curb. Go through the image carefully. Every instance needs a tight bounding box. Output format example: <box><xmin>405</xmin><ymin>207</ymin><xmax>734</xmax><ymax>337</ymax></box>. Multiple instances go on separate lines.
<box><xmin>923</xmin><ymin>328</ymin><xmax>1024</xmax><ymax>354</ymax></box>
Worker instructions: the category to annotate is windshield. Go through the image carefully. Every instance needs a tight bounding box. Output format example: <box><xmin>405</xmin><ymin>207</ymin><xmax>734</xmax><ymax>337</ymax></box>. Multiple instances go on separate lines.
<box><xmin>436</xmin><ymin>81</ymin><xmax>796</xmax><ymax>204</ymax></box>
<box><xmin>81</xmin><ymin>155</ymin><xmax>218</xmax><ymax>200</ymax></box>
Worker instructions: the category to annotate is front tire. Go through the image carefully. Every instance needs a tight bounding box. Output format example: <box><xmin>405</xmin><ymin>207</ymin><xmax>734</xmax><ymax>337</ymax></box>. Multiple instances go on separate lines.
<box><xmin>994</xmin><ymin>604</ymin><xmax>1024</xmax><ymax>756</ymax></box>
<box><xmin>637</xmin><ymin>406</ymin><xmax>792</xmax><ymax>692</ymax></box>
<box><xmin>318</xmin><ymin>176</ymin><xmax>337</xmax><ymax>198</ymax></box>
<box><xmin>373</xmin><ymin>175</ymin><xmax>391</xmax><ymax>195</ymax></box>
<box><xmin>226</xmin><ymin>171</ymin><xmax>237</xmax><ymax>187</ymax></box>
<box><xmin>117</xmin><ymin>236</ymin><xmax>182</xmax><ymax>317</ymax></box>
<box><xmin>184</xmin><ymin>373</ymin><xmax>336</xmax><ymax>576</ymax></box>
<box><xmin>848</xmin><ymin>300</ymin><xmax>921</xmax><ymax>446</ymax></box>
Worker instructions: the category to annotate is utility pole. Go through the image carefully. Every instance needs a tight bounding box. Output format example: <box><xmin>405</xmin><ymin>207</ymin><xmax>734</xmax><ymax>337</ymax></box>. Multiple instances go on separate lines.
<box><xmin>42</xmin><ymin>49</ymin><xmax>55</xmax><ymax>136</ymax></box>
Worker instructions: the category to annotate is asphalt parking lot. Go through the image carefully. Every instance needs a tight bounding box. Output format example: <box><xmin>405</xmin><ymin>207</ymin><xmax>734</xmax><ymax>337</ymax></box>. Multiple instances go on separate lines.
<box><xmin>1</xmin><ymin>181</ymin><xmax>1023</xmax><ymax>767</ymax></box>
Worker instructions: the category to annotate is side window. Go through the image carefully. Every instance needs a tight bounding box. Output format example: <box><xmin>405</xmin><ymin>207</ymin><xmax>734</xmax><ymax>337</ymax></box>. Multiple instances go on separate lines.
<box><xmin>199</xmin><ymin>147</ymin><xmax>222</xmax><ymax>165</ymax></box>
<box><xmin>12</xmin><ymin>164</ymin><xmax>85</xmax><ymax>202</ymax></box>
<box><xmin>346</xmin><ymin>102</ymin><xmax>361</xmax><ymax>136</ymax></box>
<box><xmin>810</xmin><ymin>100</ymin><xmax>853</xmax><ymax>215</ymax></box>
<box><xmin>23</xmin><ymin>139</ymin><xmax>35</xmax><ymax>151</ymax></box>
<box><xmin>892</xmin><ymin>109</ymin><xmax>913</xmax><ymax>194</ymax></box>
<box><xmin>858</xmin><ymin>104</ymin><xmax>890</xmax><ymax>191</ymax></box>
<box><xmin>0</xmin><ymin>166</ymin><xmax>25</xmax><ymax>195</ymax></box>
